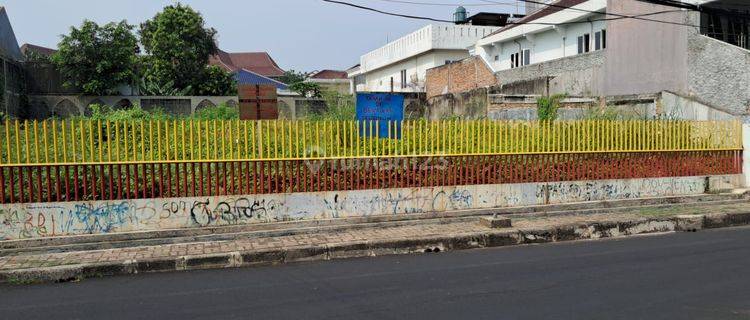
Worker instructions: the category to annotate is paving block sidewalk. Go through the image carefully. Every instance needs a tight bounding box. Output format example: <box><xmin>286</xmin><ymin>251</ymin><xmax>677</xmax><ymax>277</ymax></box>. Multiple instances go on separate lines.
<box><xmin>2</xmin><ymin>200</ymin><xmax>750</xmax><ymax>284</ymax></box>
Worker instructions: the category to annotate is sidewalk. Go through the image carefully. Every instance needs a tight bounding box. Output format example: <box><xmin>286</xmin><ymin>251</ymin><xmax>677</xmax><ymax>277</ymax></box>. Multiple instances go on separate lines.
<box><xmin>2</xmin><ymin>196</ymin><xmax>750</xmax><ymax>284</ymax></box>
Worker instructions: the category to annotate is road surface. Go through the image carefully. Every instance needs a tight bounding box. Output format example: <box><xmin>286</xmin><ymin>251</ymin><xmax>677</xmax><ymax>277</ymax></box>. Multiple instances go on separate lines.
<box><xmin>2</xmin><ymin>227</ymin><xmax>750</xmax><ymax>320</ymax></box>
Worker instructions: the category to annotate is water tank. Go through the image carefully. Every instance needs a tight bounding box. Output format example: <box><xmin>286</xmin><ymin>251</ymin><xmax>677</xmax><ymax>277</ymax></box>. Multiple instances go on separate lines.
<box><xmin>454</xmin><ymin>6</ymin><xmax>467</xmax><ymax>24</ymax></box>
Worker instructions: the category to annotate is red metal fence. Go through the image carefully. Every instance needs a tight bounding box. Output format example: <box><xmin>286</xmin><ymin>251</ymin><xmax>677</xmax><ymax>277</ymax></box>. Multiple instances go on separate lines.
<box><xmin>0</xmin><ymin>119</ymin><xmax>743</xmax><ymax>204</ymax></box>
<box><xmin>0</xmin><ymin>151</ymin><xmax>740</xmax><ymax>204</ymax></box>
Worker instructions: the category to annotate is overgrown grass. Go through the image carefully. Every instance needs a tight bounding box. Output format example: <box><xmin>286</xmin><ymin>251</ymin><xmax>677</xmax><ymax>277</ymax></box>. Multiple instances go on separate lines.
<box><xmin>308</xmin><ymin>91</ymin><xmax>356</xmax><ymax>121</ymax></box>
<box><xmin>193</xmin><ymin>104</ymin><xmax>239</xmax><ymax>120</ymax></box>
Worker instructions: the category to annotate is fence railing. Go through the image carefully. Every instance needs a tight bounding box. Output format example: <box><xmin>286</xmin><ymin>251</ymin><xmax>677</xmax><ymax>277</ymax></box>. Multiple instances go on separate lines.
<box><xmin>0</xmin><ymin>119</ymin><xmax>742</xmax><ymax>205</ymax></box>
<box><xmin>0</xmin><ymin>119</ymin><xmax>742</xmax><ymax>165</ymax></box>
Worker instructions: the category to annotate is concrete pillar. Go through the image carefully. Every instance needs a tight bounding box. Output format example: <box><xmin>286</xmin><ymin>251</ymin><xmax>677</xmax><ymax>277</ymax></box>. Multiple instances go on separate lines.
<box><xmin>743</xmin><ymin>122</ymin><xmax>750</xmax><ymax>187</ymax></box>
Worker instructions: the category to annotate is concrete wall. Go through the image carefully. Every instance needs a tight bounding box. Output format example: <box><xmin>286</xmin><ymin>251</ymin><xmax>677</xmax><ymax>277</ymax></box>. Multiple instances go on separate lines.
<box><xmin>0</xmin><ymin>175</ymin><xmax>738</xmax><ymax>240</ymax></box>
<box><xmin>494</xmin><ymin>50</ymin><xmax>605</xmax><ymax>96</ymax></box>
<box><xmin>1</xmin><ymin>59</ymin><xmax>23</xmax><ymax>117</ymax></box>
<box><xmin>487</xmin><ymin>96</ymin><xmax>595</xmax><ymax>120</ymax></box>
<box><xmin>602</xmin><ymin>0</ymin><xmax>693</xmax><ymax>96</ymax></box>
<box><xmin>426</xmin><ymin>88</ymin><xmax>488</xmax><ymax>120</ymax></box>
<box><xmin>425</xmin><ymin>56</ymin><xmax>498</xmax><ymax>99</ymax></box>
<box><xmin>687</xmin><ymin>34</ymin><xmax>750</xmax><ymax>116</ymax></box>
<box><xmin>660</xmin><ymin>91</ymin><xmax>735</xmax><ymax>120</ymax></box>
<box><xmin>26</xmin><ymin>95</ymin><xmax>240</xmax><ymax>118</ymax></box>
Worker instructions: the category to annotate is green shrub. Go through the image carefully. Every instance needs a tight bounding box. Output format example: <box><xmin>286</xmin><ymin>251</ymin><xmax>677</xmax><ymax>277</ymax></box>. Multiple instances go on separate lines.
<box><xmin>537</xmin><ymin>94</ymin><xmax>567</xmax><ymax>121</ymax></box>
<box><xmin>583</xmin><ymin>105</ymin><xmax>624</xmax><ymax>120</ymax></box>
<box><xmin>308</xmin><ymin>90</ymin><xmax>355</xmax><ymax>121</ymax></box>
<box><xmin>192</xmin><ymin>103</ymin><xmax>239</xmax><ymax>120</ymax></box>
<box><xmin>83</xmin><ymin>104</ymin><xmax>170</xmax><ymax>121</ymax></box>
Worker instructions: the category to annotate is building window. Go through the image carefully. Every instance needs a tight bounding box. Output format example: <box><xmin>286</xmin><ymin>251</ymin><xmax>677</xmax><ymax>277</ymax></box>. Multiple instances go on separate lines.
<box><xmin>522</xmin><ymin>49</ymin><xmax>531</xmax><ymax>66</ymax></box>
<box><xmin>494</xmin><ymin>55</ymin><xmax>499</xmax><ymax>61</ymax></box>
<box><xmin>595</xmin><ymin>30</ymin><xmax>607</xmax><ymax>50</ymax></box>
<box><xmin>578</xmin><ymin>33</ymin><xmax>591</xmax><ymax>54</ymax></box>
<box><xmin>400</xmin><ymin>69</ymin><xmax>407</xmax><ymax>89</ymax></box>
<box><xmin>510</xmin><ymin>52</ymin><xmax>521</xmax><ymax>68</ymax></box>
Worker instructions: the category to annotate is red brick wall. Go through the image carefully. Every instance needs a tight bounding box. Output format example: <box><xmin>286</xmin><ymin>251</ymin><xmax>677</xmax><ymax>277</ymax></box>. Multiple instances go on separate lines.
<box><xmin>425</xmin><ymin>56</ymin><xmax>497</xmax><ymax>99</ymax></box>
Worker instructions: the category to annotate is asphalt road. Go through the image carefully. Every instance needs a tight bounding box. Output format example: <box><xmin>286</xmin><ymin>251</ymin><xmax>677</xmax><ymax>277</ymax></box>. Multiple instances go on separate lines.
<box><xmin>2</xmin><ymin>227</ymin><xmax>750</xmax><ymax>320</ymax></box>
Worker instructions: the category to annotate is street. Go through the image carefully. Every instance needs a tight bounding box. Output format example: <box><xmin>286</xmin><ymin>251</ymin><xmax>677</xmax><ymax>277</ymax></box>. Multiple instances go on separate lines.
<box><xmin>2</xmin><ymin>227</ymin><xmax>750</xmax><ymax>320</ymax></box>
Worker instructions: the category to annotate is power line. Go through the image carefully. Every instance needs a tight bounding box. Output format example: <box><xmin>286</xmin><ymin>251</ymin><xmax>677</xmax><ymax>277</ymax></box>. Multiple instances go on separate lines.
<box><xmin>505</xmin><ymin>8</ymin><xmax>686</xmax><ymax>26</ymax></box>
<box><xmin>322</xmin><ymin>0</ymin><xmax>454</xmax><ymax>22</ymax></box>
<box><xmin>373</xmin><ymin>0</ymin><xmax>517</xmax><ymax>7</ymax></box>
<box><xmin>480</xmin><ymin>0</ymin><xmax>702</xmax><ymax>28</ymax></box>
<box><xmin>323</xmin><ymin>0</ymin><xmax>689</xmax><ymax>27</ymax></box>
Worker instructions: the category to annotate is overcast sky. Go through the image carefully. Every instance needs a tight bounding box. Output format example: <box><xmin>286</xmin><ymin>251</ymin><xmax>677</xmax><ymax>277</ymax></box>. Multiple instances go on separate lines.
<box><xmin>3</xmin><ymin>0</ymin><xmax>521</xmax><ymax>71</ymax></box>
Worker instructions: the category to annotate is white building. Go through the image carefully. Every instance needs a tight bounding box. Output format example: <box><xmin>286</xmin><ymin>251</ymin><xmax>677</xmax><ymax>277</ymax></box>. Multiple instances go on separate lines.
<box><xmin>350</xmin><ymin>24</ymin><xmax>500</xmax><ymax>93</ymax></box>
<box><xmin>476</xmin><ymin>0</ymin><xmax>608</xmax><ymax>72</ymax></box>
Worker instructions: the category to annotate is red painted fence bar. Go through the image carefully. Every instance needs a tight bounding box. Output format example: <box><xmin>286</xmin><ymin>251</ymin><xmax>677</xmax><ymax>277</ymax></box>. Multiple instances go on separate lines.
<box><xmin>0</xmin><ymin>150</ymin><xmax>741</xmax><ymax>204</ymax></box>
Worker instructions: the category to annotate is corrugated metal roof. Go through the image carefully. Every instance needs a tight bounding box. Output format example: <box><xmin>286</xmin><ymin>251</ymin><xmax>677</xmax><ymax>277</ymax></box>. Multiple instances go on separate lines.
<box><xmin>235</xmin><ymin>69</ymin><xmax>289</xmax><ymax>90</ymax></box>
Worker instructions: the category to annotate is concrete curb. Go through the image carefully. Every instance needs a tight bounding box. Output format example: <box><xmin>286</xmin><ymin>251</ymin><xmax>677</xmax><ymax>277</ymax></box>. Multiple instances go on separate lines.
<box><xmin>2</xmin><ymin>211</ymin><xmax>749</xmax><ymax>285</ymax></box>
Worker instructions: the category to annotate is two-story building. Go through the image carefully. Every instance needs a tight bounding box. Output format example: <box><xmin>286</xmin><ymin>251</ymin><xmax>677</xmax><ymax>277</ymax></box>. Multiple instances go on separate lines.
<box><xmin>471</xmin><ymin>0</ymin><xmax>750</xmax><ymax>118</ymax></box>
<box><xmin>476</xmin><ymin>0</ymin><xmax>608</xmax><ymax>74</ymax></box>
<box><xmin>349</xmin><ymin>21</ymin><xmax>503</xmax><ymax>93</ymax></box>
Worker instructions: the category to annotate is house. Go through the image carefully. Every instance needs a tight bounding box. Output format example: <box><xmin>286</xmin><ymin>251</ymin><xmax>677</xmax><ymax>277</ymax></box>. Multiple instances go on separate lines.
<box><xmin>20</xmin><ymin>43</ymin><xmax>56</xmax><ymax>60</ymax></box>
<box><xmin>346</xmin><ymin>64</ymin><xmax>364</xmax><ymax>93</ymax></box>
<box><xmin>350</xmin><ymin>11</ymin><xmax>510</xmax><ymax>93</ymax></box>
<box><xmin>476</xmin><ymin>0</ymin><xmax>608</xmax><ymax>73</ymax></box>
<box><xmin>209</xmin><ymin>49</ymin><xmax>285</xmax><ymax>79</ymax></box>
<box><xmin>307</xmin><ymin>69</ymin><xmax>349</xmax><ymax>94</ymax></box>
<box><xmin>471</xmin><ymin>0</ymin><xmax>750</xmax><ymax>118</ymax></box>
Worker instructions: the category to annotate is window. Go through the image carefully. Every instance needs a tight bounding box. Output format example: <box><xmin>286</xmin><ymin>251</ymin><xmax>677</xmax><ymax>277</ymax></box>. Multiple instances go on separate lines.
<box><xmin>494</xmin><ymin>55</ymin><xmax>499</xmax><ymax>61</ymax></box>
<box><xmin>577</xmin><ymin>33</ymin><xmax>591</xmax><ymax>54</ymax></box>
<box><xmin>522</xmin><ymin>49</ymin><xmax>531</xmax><ymax>66</ymax></box>
<box><xmin>595</xmin><ymin>30</ymin><xmax>607</xmax><ymax>50</ymax></box>
<box><xmin>400</xmin><ymin>69</ymin><xmax>407</xmax><ymax>89</ymax></box>
<box><xmin>510</xmin><ymin>52</ymin><xmax>521</xmax><ymax>68</ymax></box>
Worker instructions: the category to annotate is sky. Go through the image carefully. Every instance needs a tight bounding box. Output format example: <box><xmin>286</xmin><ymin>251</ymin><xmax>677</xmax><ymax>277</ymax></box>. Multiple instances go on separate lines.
<box><xmin>2</xmin><ymin>0</ymin><xmax>522</xmax><ymax>72</ymax></box>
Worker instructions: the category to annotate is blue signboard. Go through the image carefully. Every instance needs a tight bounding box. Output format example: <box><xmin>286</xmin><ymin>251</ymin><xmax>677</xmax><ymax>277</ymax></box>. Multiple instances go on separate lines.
<box><xmin>356</xmin><ymin>93</ymin><xmax>404</xmax><ymax>139</ymax></box>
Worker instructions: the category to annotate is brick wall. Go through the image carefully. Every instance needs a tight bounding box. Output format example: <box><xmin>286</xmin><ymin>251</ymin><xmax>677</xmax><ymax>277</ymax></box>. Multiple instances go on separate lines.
<box><xmin>425</xmin><ymin>56</ymin><xmax>497</xmax><ymax>99</ymax></box>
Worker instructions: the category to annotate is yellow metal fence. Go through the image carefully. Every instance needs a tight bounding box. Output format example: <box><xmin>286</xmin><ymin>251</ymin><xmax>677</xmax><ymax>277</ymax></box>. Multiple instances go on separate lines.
<box><xmin>0</xmin><ymin>119</ymin><xmax>742</xmax><ymax>166</ymax></box>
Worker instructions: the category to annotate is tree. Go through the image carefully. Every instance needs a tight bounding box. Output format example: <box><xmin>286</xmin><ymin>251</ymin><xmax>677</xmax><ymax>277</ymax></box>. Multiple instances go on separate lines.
<box><xmin>51</xmin><ymin>20</ymin><xmax>138</xmax><ymax>95</ymax></box>
<box><xmin>139</xmin><ymin>4</ymin><xmax>219</xmax><ymax>95</ymax></box>
<box><xmin>289</xmin><ymin>81</ymin><xmax>322</xmax><ymax>98</ymax></box>
<box><xmin>23</xmin><ymin>50</ymin><xmax>50</xmax><ymax>63</ymax></box>
<box><xmin>195</xmin><ymin>65</ymin><xmax>237</xmax><ymax>96</ymax></box>
<box><xmin>278</xmin><ymin>70</ymin><xmax>308</xmax><ymax>86</ymax></box>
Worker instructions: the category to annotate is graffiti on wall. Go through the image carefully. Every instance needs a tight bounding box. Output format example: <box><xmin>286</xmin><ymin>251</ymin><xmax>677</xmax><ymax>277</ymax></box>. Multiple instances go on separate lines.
<box><xmin>0</xmin><ymin>176</ymin><xmax>713</xmax><ymax>240</ymax></box>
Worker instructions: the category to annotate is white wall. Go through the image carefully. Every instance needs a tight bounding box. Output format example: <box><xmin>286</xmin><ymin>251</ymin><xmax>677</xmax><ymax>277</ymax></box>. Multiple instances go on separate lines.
<box><xmin>358</xmin><ymin>23</ymin><xmax>498</xmax><ymax>93</ymax></box>
<box><xmin>362</xmin><ymin>49</ymin><xmax>469</xmax><ymax>93</ymax></box>
<box><xmin>477</xmin><ymin>0</ymin><xmax>608</xmax><ymax>72</ymax></box>
<box><xmin>482</xmin><ymin>17</ymin><xmax>607</xmax><ymax>72</ymax></box>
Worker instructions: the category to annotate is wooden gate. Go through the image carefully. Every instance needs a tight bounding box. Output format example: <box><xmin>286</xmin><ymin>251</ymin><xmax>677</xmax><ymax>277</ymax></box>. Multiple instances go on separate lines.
<box><xmin>238</xmin><ymin>84</ymin><xmax>278</xmax><ymax>120</ymax></box>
